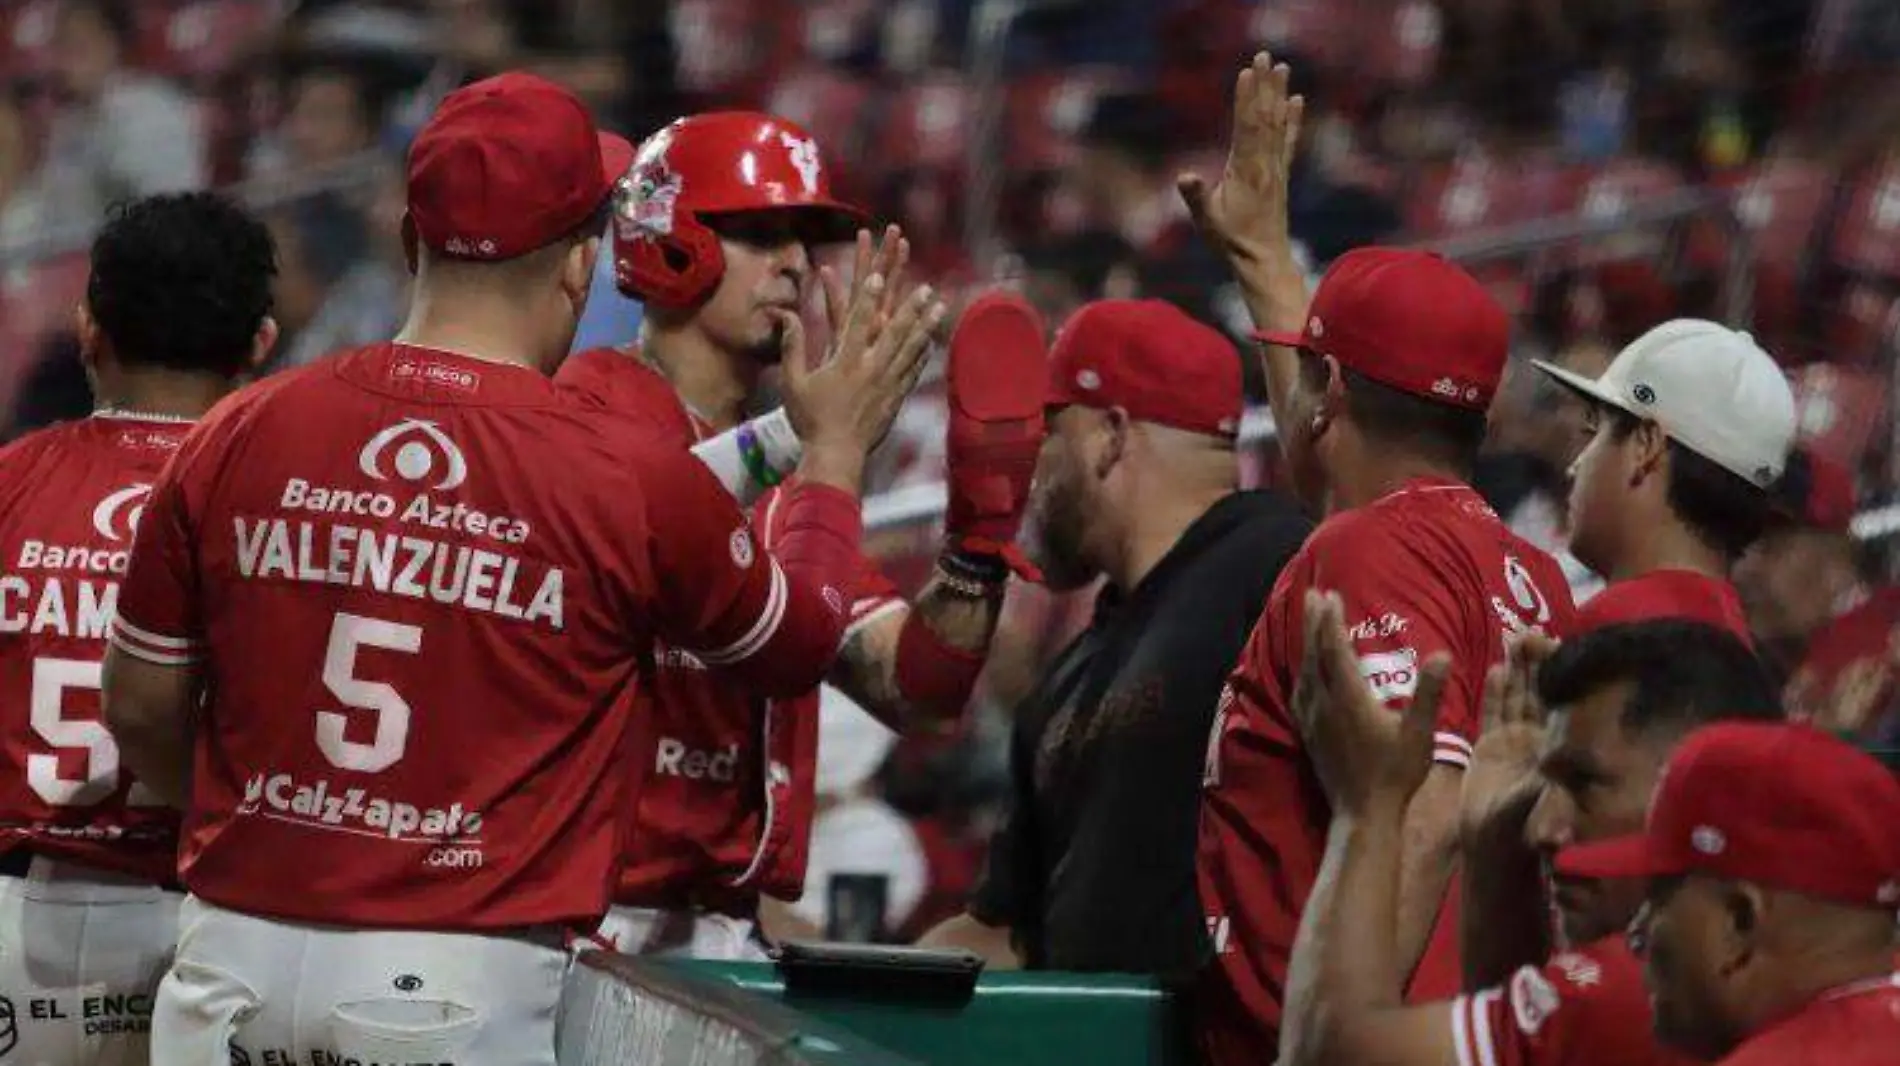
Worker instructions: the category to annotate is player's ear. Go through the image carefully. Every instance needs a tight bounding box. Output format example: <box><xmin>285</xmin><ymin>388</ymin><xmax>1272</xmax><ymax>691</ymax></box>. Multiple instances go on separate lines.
<box><xmin>73</xmin><ymin>302</ymin><xmax>102</xmax><ymax>372</ymax></box>
<box><xmin>1094</xmin><ymin>406</ymin><xmax>1130</xmax><ymax>479</ymax></box>
<box><xmin>1630</xmin><ymin>419</ymin><xmax>1668</xmax><ymax>485</ymax></box>
<box><xmin>1309</xmin><ymin>353</ymin><xmax>1345</xmax><ymax>437</ymax></box>
<box><xmin>250</xmin><ymin>316</ymin><xmax>281</xmax><ymax>371</ymax></box>
<box><xmin>1718</xmin><ymin>881</ymin><xmax>1766</xmax><ymax>974</ymax></box>
<box><xmin>563</xmin><ymin>236</ymin><xmax>601</xmax><ymax>308</ymax></box>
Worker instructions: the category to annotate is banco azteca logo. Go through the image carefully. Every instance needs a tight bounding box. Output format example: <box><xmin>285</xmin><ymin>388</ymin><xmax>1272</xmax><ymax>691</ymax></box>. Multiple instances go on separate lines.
<box><xmin>91</xmin><ymin>483</ymin><xmax>152</xmax><ymax>542</ymax></box>
<box><xmin>359</xmin><ymin>419</ymin><xmax>468</xmax><ymax>491</ymax></box>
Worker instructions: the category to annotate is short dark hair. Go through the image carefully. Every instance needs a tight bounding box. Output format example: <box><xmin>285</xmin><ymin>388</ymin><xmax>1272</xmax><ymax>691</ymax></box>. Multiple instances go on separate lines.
<box><xmin>1538</xmin><ymin>620</ymin><xmax>1783</xmax><ymax>739</ymax></box>
<box><xmin>284</xmin><ymin>57</ymin><xmax>391</xmax><ymax>136</ymax></box>
<box><xmin>1078</xmin><ymin>93</ymin><xmax>1173</xmax><ymax>174</ymax></box>
<box><xmin>86</xmin><ymin>192</ymin><xmax>277</xmax><ymax>378</ymax></box>
<box><xmin>1300</xmin><ymin>352</ymin><xmax>1488</xmax><ymax>471</ymax></box>
<box><xmin>1607</xmin><ymin>409</ymin><xmax>1775</xmax><ymax>561</ymax></box>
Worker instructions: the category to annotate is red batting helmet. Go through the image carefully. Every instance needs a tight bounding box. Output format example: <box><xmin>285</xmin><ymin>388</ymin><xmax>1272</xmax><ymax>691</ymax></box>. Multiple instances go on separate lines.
<box><xmin>612</xmin><ymin>111</ymin><xmax>868</xmax><ymax>308</ymax></box>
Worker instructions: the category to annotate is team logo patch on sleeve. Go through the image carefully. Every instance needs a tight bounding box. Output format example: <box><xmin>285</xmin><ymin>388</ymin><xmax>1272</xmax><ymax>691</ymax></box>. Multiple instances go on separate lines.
<box><xmin>1356</xmin><ymin>648</ymin><xmax>1420</xmax><ymax>703</ymax></box>
<box><xmin>1509</xmin><ymin>965</ymin><xmax>1562</xmax><ymax>1036</ymax></box>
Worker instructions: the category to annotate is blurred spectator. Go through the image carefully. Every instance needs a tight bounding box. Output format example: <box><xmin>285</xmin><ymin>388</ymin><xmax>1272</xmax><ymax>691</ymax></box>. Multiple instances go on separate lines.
<box><xmin>1477</xmin><ymin>339</ymin><xmax>1613</xmax><ymax>603</ymax></box>
<box><xmin>249</xmin><ymin>55</ymin><xmax>390</xmax><ymax>177</ymax></box>
<box><xmin>261</xmin><ymin>191</ymin><xmax>368</xmax><ymax>369</ymax></box>
<box><xmin>273</xmin><ymin>158</ymin><xmax>406</xmax><ymax>369</ymax></box>
<box><xmin>1012</xmin><ymin>229</ymin><xmax>1140</xmax><ymax>328</ymax></box>
<box><xmin>0</xmin><ymin>86</ymin><xmax>52</xmax><ymax>247</ymax></box>
<box><xmin>1072</xmin><ymin>92</ymin><xmax>1230</xmax><ymax>330</ymax></box>
<box><xmin>39</xmin><ymin>0</ymin><xmax>206</xmax><ymax>231</ymax></box>
<box><xmin>1739</xmin><ymin>448</ymin><xmax>1900</xmax><ymax>737</ymax></box>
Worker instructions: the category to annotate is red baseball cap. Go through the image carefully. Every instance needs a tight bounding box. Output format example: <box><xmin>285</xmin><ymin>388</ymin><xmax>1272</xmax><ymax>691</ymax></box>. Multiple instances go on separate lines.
<box><xmin>1046</xmin><ymin>299</ymin><xmax>1242</xmax><ymax>438</ymax></box>
<box><xmin>1570</xmin><ymin>571</ymin><xmax>1751</xmax><ymax>643</ymax></box>
<box><xmin>1556</xmin><ymin>722</ymin><xmax>1900</xmax><ymax>909</ymax></box>
<box><xmin>407</xmin><ymin>72</ymin><xmax>636</xmax><ymax>261</ymax></box>
<box><xmin>1255</xmin><ymin>248</ymin><xmax>1510</xmax><ymax>411</ymax></box>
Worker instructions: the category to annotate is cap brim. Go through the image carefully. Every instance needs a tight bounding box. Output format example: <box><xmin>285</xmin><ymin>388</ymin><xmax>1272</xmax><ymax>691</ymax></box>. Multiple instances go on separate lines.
<box><xmin>599</xmin><ymin>133</ymin><xmax>636</xmax><ymax>188</ymax></box>
<box><xmin>1252</xmin><ymin>329</ymin><xmax>1305</xmax><ymax>349</ymax></box>
<box><xmin>1553</xmin><ymin>834</ymin><xmax>1675</xmax><ymax>881</ymax></box>
<box><xmin>1532</xmin><ymin>359</ymin><xmax>1632</xmax><ymax>414</ymax></box>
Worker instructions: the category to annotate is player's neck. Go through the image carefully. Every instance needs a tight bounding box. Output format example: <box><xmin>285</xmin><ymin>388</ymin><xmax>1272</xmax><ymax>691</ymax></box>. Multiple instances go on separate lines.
<box><xmin>92</xmin><ymin>366</ymin><xmax>230</xmax><ymax>421</ymax></box>
<box><xmin>397</xmin><ymin>293</ymin><xmax>559</xmax><ymax>376</ymax></box>
<box><xmin>642</xmin><ymin>330</ymin><xmax>757</xmax><ymax>433</ymax></box>
<box><xmin>1606</xmin><ymin>520</ymin><xmax>1728</xmax><ymax>583</ymax></box>
<box><xmin>1109</xmin><ymin>484</ymin><xmax>1231</xmax><ymax>593</ymax></box>
<box><xmin>1749</xmin><ymin>940</ymin><xmax>1896</xmax><ymax>1032</ymax></box>
<box><xmin>1329</xmin><ymin>451</ymin><xmax>1468</xmax><ymax>513</ymax></box>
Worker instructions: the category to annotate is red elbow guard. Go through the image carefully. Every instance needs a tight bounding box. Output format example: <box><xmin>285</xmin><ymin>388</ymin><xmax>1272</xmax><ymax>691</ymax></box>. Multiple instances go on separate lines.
<box><xmin>894</xmin><ymin>610</ymin><xmax>987</xmax><ymax>722</ymax></box>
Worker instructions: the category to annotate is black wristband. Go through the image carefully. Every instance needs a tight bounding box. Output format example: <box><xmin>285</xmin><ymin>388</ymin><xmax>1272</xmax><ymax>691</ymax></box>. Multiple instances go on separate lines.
<box><xmin>939</xmin><ymin>549</ymin><xmax>1011</xmax><ymax>587</ymax></box>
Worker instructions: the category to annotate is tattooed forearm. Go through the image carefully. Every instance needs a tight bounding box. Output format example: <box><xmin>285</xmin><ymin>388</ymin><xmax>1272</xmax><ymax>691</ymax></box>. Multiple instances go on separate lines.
<box><xmin>828</xmin><ymin>574</ymin><xmax>1005</xmax><ymax>731</ymax></box>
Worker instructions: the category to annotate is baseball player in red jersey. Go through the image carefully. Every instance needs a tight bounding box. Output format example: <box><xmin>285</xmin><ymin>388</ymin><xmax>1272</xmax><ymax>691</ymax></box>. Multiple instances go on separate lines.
<box><xmin>1269</xmin><ymin>587</ymin><xmax>1784</xmax><ymax>1066</ymax></box>
<box><xmin>1178</xmin><ymin>54</ymin><xmax>1576</xmax><ymax>1060</ymax></box>
<box><xmin>1739</xmin><ymin>448</ymin><xmax>1900</xmax><ymax>735</ymax></box>
<box><xmin>1561</xmin><ymin>722</ymin><xmax>1900</xmax><ymax>1065</ymax></box>
<box><xmin>1534</xmin><ymin>320</ymin><xmax>1796</xmax><ymax>643</ymax></box>
<box><xmin>557</xmin><ymin>111</ymin><xmax>1046</xmax><ymax>957</ymax></box>
<box><xmin>98</xmin><ymin>73</ymin><xmax>943</xmax><ymax>1066</ymax></box>
<box><xmin>0</xmin><ymin>192</ymin><xmax>276</xmax><ymax>1066</ymax></box>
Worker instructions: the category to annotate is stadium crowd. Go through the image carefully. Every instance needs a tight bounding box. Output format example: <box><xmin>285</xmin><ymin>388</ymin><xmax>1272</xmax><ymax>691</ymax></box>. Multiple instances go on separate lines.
<box><xmin>0</xmin><ymin>1</ymin><xmax>1898</xmax><ymax>1064</ymax></box>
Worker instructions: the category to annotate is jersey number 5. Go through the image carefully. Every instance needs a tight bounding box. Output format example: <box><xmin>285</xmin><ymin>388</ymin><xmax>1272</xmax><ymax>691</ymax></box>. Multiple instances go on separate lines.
<box><xmin>29</xmin><ymin>657</ymin><xmax>162</xmax><ymax>807</ymax></box>
<box><xmin>317</xmin><ymin>612</ymin><xmax>421</xmax><ymax>773</ymax></box>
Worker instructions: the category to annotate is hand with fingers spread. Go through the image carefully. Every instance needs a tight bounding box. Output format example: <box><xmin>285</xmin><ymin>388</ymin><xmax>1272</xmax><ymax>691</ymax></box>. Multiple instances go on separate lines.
<box><xmin>1178</xmin><ymin>51</ymin><xmax>1305</xmax><ymax>266</ymax></box>
<box><xmin>1293</xmin><ymin>590</ymin><xmax>1452</xmax><ymax>816</ymax></box>
<box><xmin>1458</xmin><ymin>633</ymin><xmax>1559</xmax><ymax>842</ymax></box>
<box><xmin>818</xmin><ymin>224</ymin><xmax>911</xmax><ymax>349</ymax></box>
<box><xmin>774</xmin><ymin>265</ymin><xmax>946</xmax><ymax>493</ymax></box>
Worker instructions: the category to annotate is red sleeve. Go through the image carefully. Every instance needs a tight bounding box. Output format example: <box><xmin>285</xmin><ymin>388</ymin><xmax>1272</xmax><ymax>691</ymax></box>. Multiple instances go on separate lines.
<box><xmin>1450</xmin><ymin>944</ymin><xmax>1687</xmax><ymax>1066</ymax></box>
<box><xmin>755</xmin><ymin>484</ymin><xmax>902</xmax><ymax>639</ymax></box>
<box><xmin>1306</xmin><ymin>524</ymin><xmax>1480</xmax><ymax>769</ymax></box>
<box><xmin>109</xmin><ymin>441</ymin><xmax>209</xmax><ymax>666</ymax></box>
<box><xmin>634</xmin><ymin>453</ymin><xmax>861</xmax><ymax>699</ymax></box>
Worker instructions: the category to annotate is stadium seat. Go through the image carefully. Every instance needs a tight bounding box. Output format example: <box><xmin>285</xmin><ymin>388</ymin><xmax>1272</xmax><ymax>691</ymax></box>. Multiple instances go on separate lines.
<box><xmin>670</xmin><ymin>0</ymin><xmax>791</xmax><ymax>101</ymax></box>
<box><xmin>877</xmin><ymin>72</ymin><xmax>973</xmax><ymax>176</ymax></box>
<box><xmin>1407</xmin><ymin>150</ymin><xmax>1581</xmax><ymax>237</ymax></box>
<box><xmin>1831</xmin><ymin>157</ymin><xmax>1900</xmax><ymax>282</ymax></box>
<box><xmin>1717</xmin><ymin>156</ymin><xmax>1835</xmax><ymax>352</ymax></box>
<box><xmin>2</xmin><ymin>0</ymin><xmax>61</xmax><ymax>81</ymax></box>
<box><xmin>1790</xmin><ymin>362</ymin><xmax>1890</xmax><ymax>476</ymax></box>
<box><xmin>794</xmin><ymin>0</ymin><xmax>878</xmax><ymax>66</ymax></box>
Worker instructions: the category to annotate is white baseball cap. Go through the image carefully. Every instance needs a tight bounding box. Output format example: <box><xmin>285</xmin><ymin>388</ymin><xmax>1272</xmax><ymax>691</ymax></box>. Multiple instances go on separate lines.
<box><xmin>1532</xmin><ymin>319</ymin><xmax>1795</xmax><ymax>489</ymax></box>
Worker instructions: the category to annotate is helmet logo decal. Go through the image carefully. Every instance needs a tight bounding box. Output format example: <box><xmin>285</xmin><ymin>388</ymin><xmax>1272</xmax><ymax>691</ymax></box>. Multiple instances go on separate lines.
<box><xmin>779</xmin><ymin>132</ymin><xmax>822</xmax><ymax>193</ymax></box>
<box><xmin>621</xmin><ymin>160</ymin><xmax>683</xmax><ymax>240</ymax></box>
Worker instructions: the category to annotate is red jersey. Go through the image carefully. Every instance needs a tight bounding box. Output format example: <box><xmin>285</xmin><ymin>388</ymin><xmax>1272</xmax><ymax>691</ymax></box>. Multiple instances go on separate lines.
<box><xmin>0</xmin><ymin>414</ymin><xmax>193</xmax><ymax>884</ymax></box>
<box><xmin>1196</xmin><ymin>478</ymin><xmax>1576</xmax><ymax>1065</ymax></box>
<box><xmin>1720</xmin><ymin>974</ymin><xmax>1900</xmax><ymax>1065</ymax></box>
<box><xmin>1572</xmin><ymin>569</ymin><xmax>1753</xmax><ymax>644</ymax></box>
<box><xmin>1785</xmin><ymin>587</ymin><xmax>1900</xmax><ymax>736</ymax></box>
<box><xmin>1451</xmin><ymin>938</ymin><xmax>1696</xmax><ymax>1066</ymax></box>
<box><xmin>556</xmin><ymin>347</ymin><xmax>902</xmax><ymax>907</ymax></box>
<box><xmin>110</xmin><ymin>344</ymin><xmax>862</xmax><ymax>931</ymax></box>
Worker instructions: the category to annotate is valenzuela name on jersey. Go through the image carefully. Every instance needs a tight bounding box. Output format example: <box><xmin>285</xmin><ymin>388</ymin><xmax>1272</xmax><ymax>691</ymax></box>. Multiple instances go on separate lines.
<box><xmin>232</xmin><ymin>476</ymin><xmax>563</xmax><ymax>630</ymax></box>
